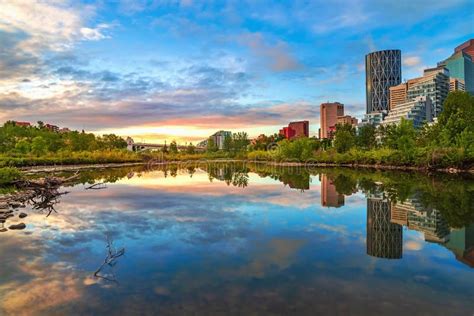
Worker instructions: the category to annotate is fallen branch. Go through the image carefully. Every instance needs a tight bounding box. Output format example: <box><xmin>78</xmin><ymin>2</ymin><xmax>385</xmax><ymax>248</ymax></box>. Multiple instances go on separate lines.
<box><xmin>85</xmin><ymin>183</ymin><xmax>107</xmax><ymax>190</ymax></box>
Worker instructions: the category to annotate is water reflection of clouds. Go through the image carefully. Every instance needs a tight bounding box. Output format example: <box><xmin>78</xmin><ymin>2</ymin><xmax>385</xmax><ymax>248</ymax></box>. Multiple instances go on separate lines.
<box><xmin>1</xmin><ymin>169</ymin><xmax>474</xmax><ymax>315</ymax></box>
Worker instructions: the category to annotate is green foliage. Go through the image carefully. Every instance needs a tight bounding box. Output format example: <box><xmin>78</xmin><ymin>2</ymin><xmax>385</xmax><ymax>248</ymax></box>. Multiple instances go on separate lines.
<box><xmin>31</xmin><ymin>136</ymin><xmax>48</xmax><ymax>156</ymax></box>
<box><xmin>15</xmin><ymin>140</ymin><xmax>30</xmax><ymax>154</ymax></box>
<box><xmin>0</xmin><ymin>122</ymin><xmax>128</xmax><ymax>155</ymax></box>
<box><xmin>223</xmin><ymin>135</ymin><xmax>232</xmax><ymax>152</ymax></box>
<box><xmin>186</xmin><ymin>143</ymin><xmax>195</xmax><ymax>154</ymax></box>
<box><xmin>169</xmin><ymin>140</ymin><xmax>178</xmax><ymax>154</ymax></box>
<box><xmin>356</xmin><ymin>124</ymin><xmax>376</xmax><ymax>149</ymax></box>
<box><xmin>162</xmin><ymin>142</ymin><xmax>168</xmax><ymax>153</ymax></box>
<box><xmin>334</xmin><ymin>124</ymin><xmax>356</xmax><ymax>153</ymax></box>
<box><xmin>438</xmin><ymin>91</ymin><xmax>474</xmax><ymax>145</ymax></box>
<box><xmin>207</xmin><ymin>137</ymin><xmax>218</xmax><ymax>153</ymax></box>
<box><xmin>275</xmin><ymin>138</ymin><xmax>319</xmax><ymax>161</ymax></box>
<box><xmin>232</xmin><ymin>132</ymin><xmax>250</xmax><ymax>153</ymax></box>
<box><xmin>0</xmin><ymin>167</ymin><xmax>22</xmax><ymax>185</ymax></box>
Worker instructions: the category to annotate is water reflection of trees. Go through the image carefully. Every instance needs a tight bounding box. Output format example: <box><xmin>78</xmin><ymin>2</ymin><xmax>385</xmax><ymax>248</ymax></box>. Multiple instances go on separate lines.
<box><xmin>204</xmin><ymin>163</ymin><xmax>250</xmax><ymax>188</ymax></box>
<box><xmin>37</xmin><ymin>164</ymin><xmax>473</xmax><ymax>229</ymax></box>
<box><xmin>14</xmin><ymin>163</ymin><xmax>474</xmax><ymax>267</ymax></box>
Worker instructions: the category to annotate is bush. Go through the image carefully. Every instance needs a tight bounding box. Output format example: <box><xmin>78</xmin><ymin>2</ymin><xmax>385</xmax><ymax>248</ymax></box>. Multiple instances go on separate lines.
<box><xmin>0</xmin><ymin>167</ymin><xmax>22</xmax><ymax>185</ymax></box>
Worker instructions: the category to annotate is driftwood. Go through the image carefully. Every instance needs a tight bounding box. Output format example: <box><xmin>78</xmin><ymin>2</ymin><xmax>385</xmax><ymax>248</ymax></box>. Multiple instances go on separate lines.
<box><xmin>16</xmin><ymin>171</ymin><xmax>80</xmax><ymax>189</ymax></box>
<box><xmin>85</xmin><ymin>182</ymin><xmax>107</xmax><ymax>190</ymax></box>
<box><xmin>12</xmin><ymin>172</ymin><xmax>79</xmax><ymax>217</ymax></box>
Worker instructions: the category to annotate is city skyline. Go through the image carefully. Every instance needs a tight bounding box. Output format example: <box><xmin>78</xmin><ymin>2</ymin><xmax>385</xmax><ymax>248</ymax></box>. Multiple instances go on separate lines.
<box><xmin>0</xmin><ymin>1</ymin><xmax>473</xmax><ymax>143</ymax></box>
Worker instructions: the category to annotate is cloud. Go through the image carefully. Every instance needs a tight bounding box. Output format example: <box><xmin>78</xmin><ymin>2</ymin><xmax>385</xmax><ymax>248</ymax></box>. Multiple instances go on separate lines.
<box><xmin>240</xmin><ymin>33</ymin><xmax>302</xmax><ymax>72</ymax></box>
<box><xmin>403</xmin><ymin>56</ymin><xmax>422</xmax><ymax>67</ymax></box>
<box><xmin>80</xmin><ymin>24</ymin><xmax>112</xmax><ymax>41</ymax></box>
<box><xmin>0</xmin><ymin>0</ymin><xmax>111</xmax><ymax>85</ymax></box>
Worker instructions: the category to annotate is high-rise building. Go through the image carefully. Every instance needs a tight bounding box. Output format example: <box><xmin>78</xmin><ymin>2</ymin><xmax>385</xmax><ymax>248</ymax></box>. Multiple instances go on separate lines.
<box><xmin>320</xmin><ymin>102</ymin><xmax>344</xmax><ymax>139</ymax></box>
<box><xmin>381</xmin><ymin>96</ymin><xmax>432</xmax><ymax>128</ymax></box>
<box><xmin>387</xmin><ymin>67</ymin><xmax>449</xmax><ymax>118</ymax></box>
<box><xmin>320</xmin><ymin>174</ymin><xmax>344</xmax><ymax>208</ymax></box>
<box><xmin>365</xmin><ymin>50</ymin><xmax>402</xmax><ymax>114</ymax></box>
<box><xmin>450</xmin><ymin>78</ymin><xmax>465</xmax><ymax>92</ymax></box>
<box><xmin>389</xmin><ymin>82</ymin><xmax>408</xmax><ymax>110</ymax></box>
<box><xmin>407</xmin><ymin>67</ymin><xmax>449</xmax><ymax>117</ymax></box>
<box><xmin>454</xmin><ymin>39</ymin><xmax>474</xmax><ymax>61</ymax></box>
<box><xmin>438</xmin><ymin>39</ymin><xmax>474</xmax><ymax>94</ymax></box>
<box><xmin>211</xmin><ymin>130</ymin><xmax>232</xmax><ymax>150</ymax></box>
<box><xmin>359</xmin><ymin>111</ymin><xmax>387</xmax><ymax>127</ymax></box>
<box><xmin>336</xmin><ymin>115</ymin><xmax>358</xmax><ymax>127</ymax></box>
<box><xmin>279</xmin><ymin>121</ymin><xmax>309</xmax><ymax>140</ymax></box>
<box><xmin>366</xmin><ymin>196</ymin><xmax>403</xmax><ymax>259</ymax></box>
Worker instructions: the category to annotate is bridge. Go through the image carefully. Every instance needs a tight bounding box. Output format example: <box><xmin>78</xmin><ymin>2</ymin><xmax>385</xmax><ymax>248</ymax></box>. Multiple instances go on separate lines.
<box><xmin>126</xmin><ymin>137</ymin><xmax>205</xmax><ymax>152</ymax></box>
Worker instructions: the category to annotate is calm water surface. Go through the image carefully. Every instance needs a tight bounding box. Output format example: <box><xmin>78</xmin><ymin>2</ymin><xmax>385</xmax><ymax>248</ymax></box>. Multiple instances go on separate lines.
<box><xmin>0</xmin><ymin>164</ymin><xmax>473</xmax><ymax>315</ymax></box>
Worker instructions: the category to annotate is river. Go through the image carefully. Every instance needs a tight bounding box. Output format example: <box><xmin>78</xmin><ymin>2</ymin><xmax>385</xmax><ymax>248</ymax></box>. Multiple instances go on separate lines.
<box><xmin>0</xmin><ymin>163</ymin><xmax>473</xmax><ymax>315</ymax></box>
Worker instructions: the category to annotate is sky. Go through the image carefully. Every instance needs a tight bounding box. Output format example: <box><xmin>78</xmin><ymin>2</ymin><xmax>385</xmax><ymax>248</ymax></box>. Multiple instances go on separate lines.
<box><xmin>0</xmin><ymin>0</ymin><xmax>473</xmax><ymax>143</ymax></box>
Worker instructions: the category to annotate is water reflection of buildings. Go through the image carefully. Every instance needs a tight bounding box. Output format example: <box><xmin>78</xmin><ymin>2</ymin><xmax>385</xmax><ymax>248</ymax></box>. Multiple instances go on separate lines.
<box><xmin>391</xmin><ymin>200</ymin><xmax>450</xmax><ymax>243</ymax></box>
<box><xmin>367</xmin><ymin>195</ymin><xmax>474</xmax><ymax>267</ymax></box>
<box><xmin>320</xmin><ymin>174</ymin><xmax>344</xmax><ymax>208</ymax></box>
<box><xmin>366</xmin><ymin>194</ymin><xmax>403</xmax><ymax>259</ymax></box>
<box><xmin>445</xmin><ymin>224</ymin><xmax>474</xmax><ymax>267</ymax></box>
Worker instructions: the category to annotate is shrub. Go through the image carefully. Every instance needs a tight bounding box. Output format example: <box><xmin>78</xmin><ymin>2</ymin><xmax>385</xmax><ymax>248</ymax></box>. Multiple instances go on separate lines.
<box><xmin>0</xmin><ymin>167</ymin><xmax>22</xmax><ymax>185</ymax></box>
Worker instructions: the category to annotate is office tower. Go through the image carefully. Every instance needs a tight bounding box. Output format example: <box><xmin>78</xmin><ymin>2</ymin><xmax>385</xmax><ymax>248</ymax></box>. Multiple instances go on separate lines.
<box><xmin>381</xmin><ymin>96</ymin><xmax>432</xmax><ymax>128</ymax></box>
<box><xmin>336</xmin><ymin>115</ymin><xmax>358</xmax><ymax>127</ymax></box>
<box><xmin>389</xmin><ymin>83</ymin><xmax>408</xmax><ymax>110</ymax></box>
<box><xmin>455</xmin><ymin>39</ymin><xmax>474</xmax><ymax>60</ymax></box>
<box><xmin>320</xmin><ymin>102</ymin><xmax>344</xmax><ymax>139</ymax></box>
<box><xmin>320</xmin><ymin>174</ymin><xmax>344</xmax><ymax>208</ymax></box>
<box><xmin>407</xmin><ymin>67</ymin><xmax>449</xmax><ymax>117</ymax></box>
<box><xmin>365</xmin><ymin>50</ymin><xmax>402</xmax><ymax>114</ymax></box>
<box><xmin>211</xmin><ymin>130</ymin><xmax>232</xmax><ymax>150</ymax></box>
<box><xmin>390</xmin><ymin>67</ymin><xmax>449</xmax><ymax>118</ymax></box>
<box><xmin>438</xmin><ymin>39</ymin><xmax>474</xmax><ymax>94</ymax></box>
<box><xmin>366</xmin><ymin>196</ymin><xmax>403</xmax><ymax>259</ymax></box>
<box><xmin>279</xmin><ymin>121</ymin><xmax>309</xmax><ymax>140</ymax></box>
<box><xmin>450</xmin><ymin>78</ymin><xmax>465</xmax><ymax>92</ymax></box>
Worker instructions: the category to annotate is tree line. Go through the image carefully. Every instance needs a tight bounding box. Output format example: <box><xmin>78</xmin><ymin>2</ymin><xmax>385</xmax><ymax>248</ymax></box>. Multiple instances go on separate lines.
<box><xmin>0</xmin><ymin>121</ymin><xmax>127</xmax><ymax>156</ymax></box>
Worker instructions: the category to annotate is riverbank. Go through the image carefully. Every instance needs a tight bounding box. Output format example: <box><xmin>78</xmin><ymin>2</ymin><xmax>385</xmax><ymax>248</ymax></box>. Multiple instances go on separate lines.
<box><xmin>9</xmin><ymin>159</ymin><xmax>474</xmax><ymax>175</ymax></box>
<box><xmin>20</xmin><ymin>162</ymin><xmax>145</xmax><ymax>174</ymax></box>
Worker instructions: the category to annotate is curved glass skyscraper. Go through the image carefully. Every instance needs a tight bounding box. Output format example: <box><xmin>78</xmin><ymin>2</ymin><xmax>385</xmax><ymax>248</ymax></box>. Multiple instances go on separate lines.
<box><xmin>365</xmin><ymin>50</ymin><xmax>402</xmax><ymax>114</ymax></box>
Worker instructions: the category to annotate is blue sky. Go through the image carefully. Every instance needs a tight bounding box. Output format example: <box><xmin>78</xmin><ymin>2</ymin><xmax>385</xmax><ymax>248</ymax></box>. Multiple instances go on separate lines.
<box><xmin>0</xmin><ymin>0</ymin><xmax>473</xmax><ymax>142</ymax></box>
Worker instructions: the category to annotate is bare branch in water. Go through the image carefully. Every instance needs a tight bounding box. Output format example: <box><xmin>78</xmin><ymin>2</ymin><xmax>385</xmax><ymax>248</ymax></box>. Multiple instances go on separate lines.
<box><xmin>94</xmin><ymin>235</ymin><xmax>125</xmax><ymax>283</ymax></box>
<box><xmin>85</xmin><ymin>183</ymin><xmax>107</xmax><ymax>190</ymax></box>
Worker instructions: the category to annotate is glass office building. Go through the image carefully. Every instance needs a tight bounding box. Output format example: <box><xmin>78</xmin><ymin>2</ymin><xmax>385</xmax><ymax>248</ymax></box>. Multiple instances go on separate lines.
<box><xmin>365</xmin><ymin>50</ymin><xmax>402</xmax><ymax>114</ymax></box>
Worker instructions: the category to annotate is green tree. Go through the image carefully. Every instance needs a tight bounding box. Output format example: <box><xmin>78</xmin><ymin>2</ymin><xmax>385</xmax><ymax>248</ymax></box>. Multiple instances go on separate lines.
<box><xmin>100</xmin><ymin>134</ymin><xmax>127</xmax><ymax>149</ymax></box>
<box><xmin>15</xmin><ymin>139</ymin><xmax>30</xmax><ymax>154</ymax></box>
<box><xmin>223</xmin><ymin>134</ymin><xmax>232</xmax><ymax>152</ymax></box>
<box><xmin>186</xmin><ymin>142</ymin><xmax>195</xmax><ymax>154</ymax></box>
<box><xmin>333</xmin><ymin>124</ymin><xmax>356</xmax><ymax>153</ymax></box>
<box><xmin>334</xmin><ymin>130</ymin><xmax>355</xmax><ymax>153</ymax></box>
<box><xmin>438</xmin><ymin>91</ymin><xmax>474</xmax><ymax>149</ymax></box>
<box><xmin>31</xmin><ymin>136</ymin><xmax>47</xmax><ymax>156</ymax></box>
<box><xmin>207</xmin><ymin>137</ymin><xmax>218</xmax><ymax>153</ymax></box>
<box><xmin>169</xmin><ymin>140</ymin><xmax>178</xmax><ymax>154</ymax></box>
<box><xmin>356</xmin><ymin>124</ymin><xmax>376</xmax><ymax>149</ymax></box>
<box><xmin>232</xmin><ymin>132</ymin><xmax>249</xmax><ymax>153</ymax></box>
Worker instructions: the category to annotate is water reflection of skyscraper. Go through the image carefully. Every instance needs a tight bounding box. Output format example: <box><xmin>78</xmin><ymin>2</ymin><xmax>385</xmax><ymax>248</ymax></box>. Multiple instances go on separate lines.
<box><xmin>366</xmin><ymin>194</ymin><xmax>403</xmax><ymax>259</ymax></box>
<box><xmin>391</xmin><ymin>200</ymin><xmax>450</xmax><ymax>244</ymax></box>
<box><xmin>366</xmin><ymin>194</ymin><xmax>474</xmax><ymax>267</ymax></box>
<box><xmin>320</xmin><ymin>174</ymin><xmax>344</xmax><ymax>208</ymax></box>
